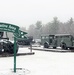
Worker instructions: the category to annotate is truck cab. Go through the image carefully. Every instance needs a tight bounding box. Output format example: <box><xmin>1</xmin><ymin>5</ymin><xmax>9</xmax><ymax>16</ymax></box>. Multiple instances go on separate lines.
<box><xmin>41</xmin><ymin>35</ymin><xmax>55</xmax><ymax>48</ymax></box>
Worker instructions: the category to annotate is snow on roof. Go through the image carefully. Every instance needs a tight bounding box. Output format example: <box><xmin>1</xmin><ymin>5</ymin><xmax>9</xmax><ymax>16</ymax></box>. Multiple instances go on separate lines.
<box><xmin>55</xmin><ymin>34</ymin><xmax>71</xmax><ymax>36</ymax></box>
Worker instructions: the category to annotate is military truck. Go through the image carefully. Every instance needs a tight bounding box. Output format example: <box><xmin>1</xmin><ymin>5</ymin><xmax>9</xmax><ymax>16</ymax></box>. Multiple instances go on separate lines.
<box><xmin>55</xmin><ymin>34</ymin><xmax>74</xmax><ymax>50</ymax></box>
<box><xmin>0</xmin><ymin>32</ymin><xmax>18</xmax><ymax>54</ymax></box>
<box><xmin>41</xmin><ymin>35</ymin><xmax>56</xmax><ymax>48</ymax></box>
<box><xmin>41</xmin><ymin>34</ymin><xmax>74</xmax><ymax>50</ymax></box>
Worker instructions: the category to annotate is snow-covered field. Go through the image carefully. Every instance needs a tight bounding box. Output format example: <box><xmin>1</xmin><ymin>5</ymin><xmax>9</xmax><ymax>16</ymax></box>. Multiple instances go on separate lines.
<box><xmin>0</xmin><ymin>47</ymin><xmax>74</xmax><ymax>75</ymax></box>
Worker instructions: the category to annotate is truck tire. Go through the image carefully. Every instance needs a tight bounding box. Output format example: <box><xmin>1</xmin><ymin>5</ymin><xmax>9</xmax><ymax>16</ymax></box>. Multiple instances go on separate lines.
<box><xmin>61</xmin><ymin>43</ymin><xmax>67</xmax><ymax>50</ymax></box>
<box><xmin>44</xmin><ymin>42</ymin><xmax>49</xmax><ymax>48</ymax></box>
<box><xmin>53</xmin><ymin>47</ymin><xmax>56</xmax><ymax>49</ymax></box>
<box><xmin>3</xmin><ymin>41</ymin><xmax>18</xmax><ymax>54</ymax></box>
<box><xmin>8</xmin><ymin>43</ymin><xmax>18</xmax><ymax>54</ymax></box>
<box><xmin>0</xmin><ymin>50</ymin><xmax>3</xmax><ymax>54</ymax></box>
<box><xmin>4</xmin><ymin>43</ymin><xmax>18</xmax><ymax>54</ymax></box>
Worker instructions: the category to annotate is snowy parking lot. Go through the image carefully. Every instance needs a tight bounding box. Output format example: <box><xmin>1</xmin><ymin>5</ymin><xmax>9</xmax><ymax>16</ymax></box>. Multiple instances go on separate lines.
<box><xmin>0</xmin><ymin>47</ymin><xmax>74</xmax><ymax>75</ymax></box>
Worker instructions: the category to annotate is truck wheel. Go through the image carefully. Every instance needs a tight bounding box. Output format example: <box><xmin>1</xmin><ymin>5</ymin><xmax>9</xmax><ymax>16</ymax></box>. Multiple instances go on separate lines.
<box><xmin>44</xmin><ymin>42</ymin><xmax>49</xmax><ymax>48</ymax></box>
<box><xmin>61</xmin><ymin>43</ymin><xmax>67</xmax><ymax>50</ymax></box>
<box><xmin>8</xmin><ymin>43</ymin><xmax>18</xmax><ymax>54</ymax></box>
<box><xmin>53</xmin><ymin>47</ymin><xmax>56</xmax><ymax>49</ymax></box>
<box><xmin>0</xmin><ymin>50</ymin><xmax>3</xmax><ymax>54</ymax></box>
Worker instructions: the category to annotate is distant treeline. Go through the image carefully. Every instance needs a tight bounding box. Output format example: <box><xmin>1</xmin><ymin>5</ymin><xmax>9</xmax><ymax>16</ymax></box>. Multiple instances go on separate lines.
<box><xmin>27</xmin><ymin>17</ymin><xmax>74</xmax><ymax>39</ymax></box>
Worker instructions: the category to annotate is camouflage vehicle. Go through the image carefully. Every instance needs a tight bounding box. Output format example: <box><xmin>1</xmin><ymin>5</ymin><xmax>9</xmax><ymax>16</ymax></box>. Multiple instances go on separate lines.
<box><xmin>0</xmin><ymin>32</ymin><xmax>18</xmax><ymax>54</ymax></box>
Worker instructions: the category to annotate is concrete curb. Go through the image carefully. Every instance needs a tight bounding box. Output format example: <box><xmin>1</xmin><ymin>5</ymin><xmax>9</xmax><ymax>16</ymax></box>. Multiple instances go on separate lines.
<box><xmin>0</xmin><ymin>52</ymin><xmax>35</xmax><ymax>57</ymax></box>
<box><xmin>31</xmin><ymin>47</ymin><xmax>72</xmax><ymax>53</ymax></box>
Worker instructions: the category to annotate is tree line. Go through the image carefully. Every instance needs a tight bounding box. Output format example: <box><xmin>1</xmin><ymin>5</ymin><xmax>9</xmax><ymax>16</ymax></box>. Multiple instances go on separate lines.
<box><xmin>27</xmin><ymin>17</ymin><xmax>74</xmax><ymax>39</ymax></box>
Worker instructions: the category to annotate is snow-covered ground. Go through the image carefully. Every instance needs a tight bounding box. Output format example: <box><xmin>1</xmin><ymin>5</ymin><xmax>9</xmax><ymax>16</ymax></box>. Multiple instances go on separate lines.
<box><xmin>0</xmin><ymin>47</ymin><xmax>74</xmax><ymax>75</ymax></box>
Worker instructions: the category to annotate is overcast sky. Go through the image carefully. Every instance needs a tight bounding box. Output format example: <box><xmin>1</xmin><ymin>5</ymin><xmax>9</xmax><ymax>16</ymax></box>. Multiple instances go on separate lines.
<box><xmin>0</xmin><ymin>0</ymin><xmax>74</xmax><ymax>29</ymax></box>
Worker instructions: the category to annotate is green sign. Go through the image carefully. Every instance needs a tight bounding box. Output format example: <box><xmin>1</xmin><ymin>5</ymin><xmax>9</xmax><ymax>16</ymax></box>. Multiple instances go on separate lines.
<box><xmin>0</xmin><ymin>23</ymin><xmax>19</xmax><ymax>33</ymax></box>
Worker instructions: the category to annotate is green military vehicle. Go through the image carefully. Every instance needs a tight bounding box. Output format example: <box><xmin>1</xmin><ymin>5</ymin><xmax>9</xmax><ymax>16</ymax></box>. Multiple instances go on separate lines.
<box><xmin>55</xmin><ymin>34</ymin><xmax>74</xmax><ymax>50</ymax></box>
<box><xmin>41</xmin><ymin>34</ymin><xmax>56</xmax><ymax>48</ymax></box>
<box><xmin>41</xmin><ymin>34</ymin><xmax>74</xmax><ymax>50</ymax></box>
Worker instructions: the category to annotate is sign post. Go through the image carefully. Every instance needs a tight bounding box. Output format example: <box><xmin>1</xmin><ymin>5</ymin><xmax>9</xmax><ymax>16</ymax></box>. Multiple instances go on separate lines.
<box><xmin>13</xmin><ymin>30</ymin><xmax>27</xmax><ymax>72</ymax></box>
<box><xmin>14</xmin><ymin>36</ymin><xmax>17</xmax><ymax>72</ymax></box>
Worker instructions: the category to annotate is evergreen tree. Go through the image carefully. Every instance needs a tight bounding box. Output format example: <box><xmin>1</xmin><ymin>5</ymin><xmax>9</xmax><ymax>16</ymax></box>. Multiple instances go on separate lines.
<box><xmin>49</xmin><ymin>17</ymin><xmax>59</xmax><ymax>34</ymax></box>
<box><xmin>35</xmin><ymin>21</ymin><xmax>42</xmax><ymax>39</ymax></box>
